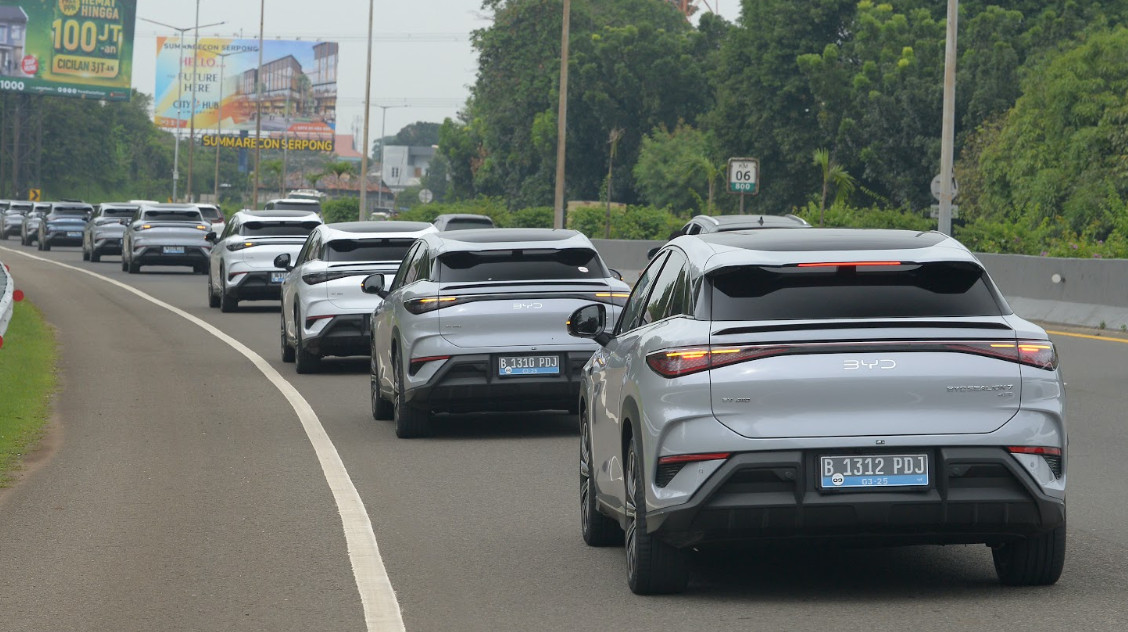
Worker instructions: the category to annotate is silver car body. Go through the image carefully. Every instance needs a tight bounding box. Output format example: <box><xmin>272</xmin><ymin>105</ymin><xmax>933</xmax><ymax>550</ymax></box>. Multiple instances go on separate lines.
<box><xmin>207</xmin><ymin>210</ymin><xmax>322</xmax><ymax>311</ymax></box>
<box><xmin>83</xmin><ymin>203</ymin><xmax>139</xmax><ymax>261</ymax></box>
<box><xmin>196</xmin><ymin>203</ymin><xmax>227</xmax><ymax>236</ymax></box>
<box><xmin>432</xmin><ymin>213</ymin><xmax>495</xmax><ymax>231</ymax></box>
<box><xmin>369</xmin><ymin>228</ymin><xmax>631</xmax><ymax>435</ymax></box>
<box><xmin>1</xmin><ymin>202</ymin><xmax>32</xmax><ymax>240</ymax></box>
<box><xmin>572</xmin><ymin>228</ymin><xmax>1066</xmax><ymax>591</ymax></box>
<box><xmin>37</xmin><ymin>203</ymin><xmax>93</xmax><ymax>250</ymax></box>
<box><xmin>121</xmin><ymin>204</ymin><xmax>212</xmax><ymax>274</ymax></box>
<box><xmin>20</xmin><ymin>204</ymin><xmax>51</xmax><ymax>245</ymax></box>
<box><xmin>280</xmin><ymin>221</ymin><xmax>436</xmax><ymax>371</ymax></box>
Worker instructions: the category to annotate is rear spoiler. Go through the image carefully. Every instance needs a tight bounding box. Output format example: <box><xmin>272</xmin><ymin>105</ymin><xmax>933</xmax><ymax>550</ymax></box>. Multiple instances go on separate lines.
<box><xmin>713</xmin><ymin>320</ymin><xmax>1014</xmax><ymax>336</ymax></box>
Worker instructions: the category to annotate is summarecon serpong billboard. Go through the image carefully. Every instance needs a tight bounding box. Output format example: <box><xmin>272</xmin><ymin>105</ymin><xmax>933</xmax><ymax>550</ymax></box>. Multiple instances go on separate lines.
<box><xmin>154</xmin><ymin>37</ymin><xmax>338</xmax><ymax>140</ymax></box>
<box><xmin>0</xmin><ymin>0</ymin><xmax>136</xmax><ymax>100</ymax></box>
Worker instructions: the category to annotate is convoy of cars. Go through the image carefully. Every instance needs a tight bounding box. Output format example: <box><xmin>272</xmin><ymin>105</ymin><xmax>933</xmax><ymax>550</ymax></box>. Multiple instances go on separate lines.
<box><xmin>0</xmin><ymin>198</ymin><xmax>1068</xmax><ymax>594</ymax></box>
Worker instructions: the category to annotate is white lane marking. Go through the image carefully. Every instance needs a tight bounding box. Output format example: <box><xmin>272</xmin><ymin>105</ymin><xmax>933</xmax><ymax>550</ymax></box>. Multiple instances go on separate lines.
<box><xmin>1</xmin><ymin>247</ymin><xmax>404</xmax><ymax>632</ymax></box>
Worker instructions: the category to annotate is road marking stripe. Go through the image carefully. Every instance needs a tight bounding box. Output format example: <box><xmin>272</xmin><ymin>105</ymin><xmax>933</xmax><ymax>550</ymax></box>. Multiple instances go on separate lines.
<box><xmin>1046</xmin><ymin>329</ymin><xmax>1128</xmax><ymax>345</ymax></box>
<box><xmin>0</xmin><ymin>247</ymin><xmax>404</xmax><ymax>632</ymax></box>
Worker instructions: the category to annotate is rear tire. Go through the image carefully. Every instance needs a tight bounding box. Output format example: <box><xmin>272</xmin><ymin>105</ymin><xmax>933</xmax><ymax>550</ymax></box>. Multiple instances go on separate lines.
<box><xmin>294</xmin><ymin>314</ymin><xmax>320</xmax><ymax>374</ymax></box>
<box><xmin>207</xmin><ymin>276</ymin><xmax>220</xmax><ymax>308</ymax></box>
<box><xmin>121</xmin><ymin>257</ymin><xmax>128</xmax><ymax>272</ymax></box>
<box><xmin>581</xmin><ymin>405</ymin><xmax>623</xmax><ymax>547</ymax></box>
<box><xmin>993</xmin><ymin>524</ymin><xmax>1066</xmax><ymax>586</ymax></box>
<box><xmin>90</xmin><ymin>251</ymin><xmax>101</xmax><ymax>263</ymax></box>
<box><xmin>371</xmin><ymin>353</ymin><xmax>393</xmax><ymax>420</ymax></box>
<box><xmin>280</xmin><ymin>313</ymin><xmax>295</xmax><ymax>363</ymax></box>
<box><xmin>128</xmin><ymin>259</ymin><xmax>140</xmax><ymax>273</ymax></box>
<box><xmin>82</xmin><ymin>247</ymin><xmax>90</xmax><ymax>261</ymax></box>
<box><xmin>219</xmin><ymin>286</ymin><xmax>238</xmax><ymax>312</ymax></box>
<box><xmin>625</xmin><ymin>427</ymin><xmax>689</xmax><ymax>594</ymax></box>
<box><xmin>393</xmin><ymin>354</ymin><xmax>430</xmax><ymax>438</ymax></box>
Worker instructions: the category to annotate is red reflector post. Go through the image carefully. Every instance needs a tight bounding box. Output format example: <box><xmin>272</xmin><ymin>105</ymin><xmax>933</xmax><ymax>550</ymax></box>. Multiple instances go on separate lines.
<box><xmin>12</xmin><ymin>289</ymin><xmax>24</xmax><ymax>302</ymax></box>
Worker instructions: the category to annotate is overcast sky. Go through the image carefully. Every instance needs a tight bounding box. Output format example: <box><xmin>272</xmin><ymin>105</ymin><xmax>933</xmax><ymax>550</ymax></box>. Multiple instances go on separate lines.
<box><xmin>131</xmin><ymin>0</ymin><xmax>741</xmax><ymax>153</ymax></box>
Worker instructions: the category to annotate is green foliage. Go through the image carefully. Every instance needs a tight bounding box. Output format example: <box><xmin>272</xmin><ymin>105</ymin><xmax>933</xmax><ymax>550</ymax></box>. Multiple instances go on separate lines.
<box><xmin>568</xmin><ymin>204</ymin><xmax>682</xmax><ymax>240</ymax></box>
<box><xmin>392</xmin><ymin>122</ymin><xmax>441</xmax><ymax>147</ymax></box>
<box><xmin>793</xmin><ymin>202</ymin><xmax>934</xmax><ymax>232</ymax></box>
<box><xmin>509</xmin><ymin>206</ymin><xmax>554</xmax><ymax>228</ymax></box>
<box><xmin>322</xmin><ymin>198</ymin><xmax>360</xmax><ymax>224</ymax></box>
<box><xmin>633</xmin><ymin>123</ymin><xmax>717</xmax><ymax>215</ymax></box>
<box><xmin>0</xmin><ymin>300</ymin><xmax>57</xmax><ymax>486</ymax></box>
<box><xmin>396</xmin><ymin>197</ymin><xmax>510</xmax><ymax>225</ymax></box>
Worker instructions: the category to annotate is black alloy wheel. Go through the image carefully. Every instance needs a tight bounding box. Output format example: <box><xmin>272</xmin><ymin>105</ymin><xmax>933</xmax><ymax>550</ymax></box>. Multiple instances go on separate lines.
<box><xmin>371</xmin><ymin>351</ymin><xmax>393</xmax><ymax>420</ymax></box>
<box><xmin>581</xmin><ymin>406</ymin><xmax>623</xmax><ymax>546</ymax></box>
<box><xmin>392</xmin><ymin>351</ymin><xmax>430</xmax><ymax>438</ymax></box>
<box><xmin>280</xmin><ymin>312</ymin><xmax>295</xmax><ymax>363</ymax></box>
<box><xmin>624</xmin><ymin>428</ymin><xmax>689</xmax><ymax>595</ymax></box>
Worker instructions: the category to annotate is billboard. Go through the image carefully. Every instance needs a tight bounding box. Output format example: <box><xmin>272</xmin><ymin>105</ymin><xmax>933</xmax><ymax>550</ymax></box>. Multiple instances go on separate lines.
<box><xmin>0</xmin><ymin>0</ymin><xmax>136</xmax><ymax>100</ymax></box>
<box><xmin>155</xmin><ymin>37</ymin><xmax>338</xmax><ymax>145</ymax></box>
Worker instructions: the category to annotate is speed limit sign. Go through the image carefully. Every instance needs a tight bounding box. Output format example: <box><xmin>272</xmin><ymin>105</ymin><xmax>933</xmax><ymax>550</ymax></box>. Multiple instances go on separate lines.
<box><xmin>728</xmin><ymin>158</ymin><xmax>759</xmax><ymax>195</ymax></box>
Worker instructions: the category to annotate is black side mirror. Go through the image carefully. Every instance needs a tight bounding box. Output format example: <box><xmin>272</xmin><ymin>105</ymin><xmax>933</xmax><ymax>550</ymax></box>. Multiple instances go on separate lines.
<box><xmin>647</xmin><ymin>247</ymin><xmax>660</xmax><ymax>259</ymax></box>
<box><xmin>608</xmin><ymin>268</ymin><xmax>624</xmax><ymax>281</ymax></box>
<box><xmin>205</xmin><ymin>231</ymin><xmax>217</xmax><ymax>243</ymax></box>
<box><xmin>567</xmin><ymin>304</ymin><xmax>611</xmax><ymax>346</ymax></box>
<box><xmin>361</xmin><ymin>273</ymin><xmax>388</xmax><ymax>298</ymax></box>
<box><xmin>273</xmin><ymin>253</ymin><xmax>293</xmax><ymax>271</ymax></box>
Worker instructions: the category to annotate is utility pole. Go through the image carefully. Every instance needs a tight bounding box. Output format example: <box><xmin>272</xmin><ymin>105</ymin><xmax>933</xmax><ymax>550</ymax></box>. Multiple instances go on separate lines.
<box><xmin>252</xmin><ymin>0</ymin><xmax>265</xmax><ymax>209</ymax></box>
<box><xmin>358</xmin><ymin>0</ymin><xmax>375</xmax><ymax>220</ymax></box>
<box><xmin>186</xmin><ymin>0</ymin><xmax>201</xmax><ymax>202</ymax></box>
<box><xmin>938</xmin><ymin>0</ymin><xmax>958</xmax><ymax>236</ymax></box>
<box><xmin>553</xmin><ymin>0</ymin><xmax>571</xmax><ymax>229</ymax></box>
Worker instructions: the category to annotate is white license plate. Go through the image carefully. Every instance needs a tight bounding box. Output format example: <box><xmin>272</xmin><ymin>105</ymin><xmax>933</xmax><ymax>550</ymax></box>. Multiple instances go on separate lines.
<box><xmin>498</xmin><ymin>355</ymin><xmax>560</xmax><ymax>376</ymax></box>
<box><xmin>67</xmin><ymin>231</ymin><xmax>82</xmax><ymax>238</ymax></box>
<box><xmin>820</xmin><ymin>454</ymin><xmax>929</xmax><ymax>489</ymax></box>
<box><xmin>163</xmin><ymin>246</ymin><xmax>185</xmax><ymax>255</ymax></box>
<box><xmin>270</xmin><ymin>271</ymin><xmax>286</xmax><ymax>283</ymax></box>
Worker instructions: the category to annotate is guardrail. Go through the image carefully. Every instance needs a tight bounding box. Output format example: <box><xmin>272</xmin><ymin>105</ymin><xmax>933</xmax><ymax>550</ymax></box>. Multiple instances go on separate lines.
<box><xmin>590</xmin><ymin>239</ymin><xmax>1128</xmax><ymax>331</ymax></box>
<box><xmin>0</xmin><ymin>259</ymin><xmax>14</xmax><ymax>346</ymax></box>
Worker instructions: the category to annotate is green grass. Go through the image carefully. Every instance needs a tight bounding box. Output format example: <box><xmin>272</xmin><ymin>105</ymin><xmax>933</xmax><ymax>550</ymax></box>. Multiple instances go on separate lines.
<box><xmin>0</xmin><ymin>299</ymin><xmax>58</xmax><ymax>487</ymax></box>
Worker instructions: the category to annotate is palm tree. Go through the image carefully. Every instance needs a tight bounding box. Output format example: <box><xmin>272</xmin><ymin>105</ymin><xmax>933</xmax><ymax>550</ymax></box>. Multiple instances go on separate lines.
<box><xmin>813</xmin><ymin>148</ymin><xmax>856</xmax><ymax>226</ymax></box>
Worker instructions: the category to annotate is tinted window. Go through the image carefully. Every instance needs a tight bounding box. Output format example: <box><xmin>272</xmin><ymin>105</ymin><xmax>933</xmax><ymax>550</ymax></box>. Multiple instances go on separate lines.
<box><xmin>391</xmin><ymin>243</ymin><xmax>422</xmax><ymax>290</ymax></box>
<box><xmin>710</xmin><ymin>261</ymin><xmax>1006</xmax><ymax>321</ymax></box>
<box><xmin>617</xmin><ymin>252</ymin><xmax>668</xmax><ymax>334</ymax></box>
<box><xmin>143</xmin><ymin>210</ymin><xmax>203</xmax><ymax>222</ymax></box>
<box><xmin>641</xmin><ymin>250</ymin><xmax>688</xmax><ymax>326</ymax></box>
<box><xmin>52</xmin><ymin>208</ymin><xmax>89</xmax><ymax>217</ymax></box>
<box><xmin>102</xmin><ymin>207</ymin><xmax>137</xmax><ymax>218</ymax></box>
<box><xmin>324</xmin><ymin>238</ymin><xmax>414</xmax><ymax>262</ymax></box>
<box><xmin>437</xmin><ymin>248</ymin><xmax>607</xmax><ymax>283</ymax></box>
<box><xmin>240</xmin><ymin>221</ymin><xmax>319</xmax><ymax>237</ymax></box>
<box><xmin>273</xmin><ymin>201</ymin><xmax>321</xmax><ymax>212</ymax></box>
<box><xmin>198</xmin><ymin>206</ymin><xmax>223</xmax><ymax>221</ymax></box>
<box><xmin>443</xmin><ymin>218</ymin><xmax>494</xmax><ymax>231</ymax></box>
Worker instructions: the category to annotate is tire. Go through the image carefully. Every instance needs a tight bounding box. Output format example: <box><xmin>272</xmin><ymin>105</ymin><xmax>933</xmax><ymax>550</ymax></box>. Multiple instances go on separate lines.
<box><xmin>121</xmin><ymin>257</ymin><xmax>128</xmax><ymax>272</ymax></box>
<box><xmin>625</xmin><ymin>427</ymin><xmax>689</xmax><ymax>595</ymax></box>
<box><xmin>207</xmin><ymin>275</ymin><xmax>220</xmax><ymax>308</ymax></box>
<box><xmin>370</xmin><ymin>352</ymin><xmax>393</xmax><ymax>420</ymax></box>
<box><xmin>280</xmin><ymin>313</ymin><xmax>295</xmax><ymax>363</ymax></box>
<box><xmin>993</xmin><ymin>524</ymin><xmax>1066</xmax><ymax>586</ymax></box>
<box><xmin>294</xmin><ymin>314</ymin><xmax>320</xmax><ymax>374</ymax></box>
<box><xmin>219</xmin><ymin>288</ymin><xmax>238</xmax><ymax>312</ymax></box>
<box><xmin>581</xmin><ymin>405</ymin><xmax>623</xmax><ymax>546</ymax></box>
<box><xmin>128</xmin><ymin>258</ymin><xmax>140</xmax><ymax>273</ymax></box>
<box><xmin>393</xmin><ymin>353</ymin><xmax>430</xmax><ymax>438</ymax></box>
<box><xmin>82</xmin><ymin>246</ymin><xmax>90</xmax><ymax>261</ymax></box>
<box><xmin>90</xmin><ymin>251</ymin><xmax>100</xmax><ymax>262</ymax></box>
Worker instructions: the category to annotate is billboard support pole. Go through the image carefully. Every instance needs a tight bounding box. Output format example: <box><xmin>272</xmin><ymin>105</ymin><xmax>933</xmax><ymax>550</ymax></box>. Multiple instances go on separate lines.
<box><xmin>359</xmin><ymin>0</ymin><xmax>375</xmax><ymax>221</ymax></box>
<box><xmin>187</xmin><ymin>0</ymin><xmax>201</xmax><ymax>203</ymax></box>
<box><xmin>253</xmin><ymin>0</ymin><xmax>265</xmax><ymax>209</ymax></box>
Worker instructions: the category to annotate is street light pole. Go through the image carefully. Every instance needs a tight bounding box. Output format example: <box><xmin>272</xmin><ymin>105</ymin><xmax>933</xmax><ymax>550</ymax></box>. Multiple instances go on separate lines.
<box><xmin>553</xmin><ymin>0</ymin><xmax>571</xmax><ymax>229</ymax></box>
<box><xmin>252</xmin><ymin>0</ymin><xmax>265</xmax><ymax>209</ymax></box>
<box><xmin>938</xmin><ymin>0</ymin><xmax>958</xmax><ymax>235</ymax></box>
<box><xmin>186</xmin><ymin>0</ymin><xmax>201</xmax><ymax>202</ymax></box>
<box><xmin>359</xmin><ymin>0</ymin><xmax>375</xmax><ymax>221</ymax></box>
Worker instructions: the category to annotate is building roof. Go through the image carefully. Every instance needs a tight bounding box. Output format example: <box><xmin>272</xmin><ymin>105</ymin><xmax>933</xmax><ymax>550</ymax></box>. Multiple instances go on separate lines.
<box><xmin>0</xmin><ymin>6</ymin><xmax>28</xmax><ymax>21</ymax></box>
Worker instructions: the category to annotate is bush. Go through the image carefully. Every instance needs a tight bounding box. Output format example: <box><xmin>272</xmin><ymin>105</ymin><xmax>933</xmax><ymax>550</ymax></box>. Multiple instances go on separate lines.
<box><xmin>793</xmin><ymin>201</ymin><xmax>934</xmax><ymax>231</ymax></box>
<box><xmin>322</xmin><ymin>197</ymin><xmax>360</xmax><ymax>224</ymax></box>
<box><xmin>569</xmin><ymin>204</ymin><xmax>681</xmax><ymax>240</ymax></box>
<box><xmin>509</xmin><ymin>206</ymin><xmax>554</xmax><ymax>228</ymax></box>
<box><xmin>397</xmin><ymin>197</ymin><xmax>511</xmax><ymax>225</ymax></box>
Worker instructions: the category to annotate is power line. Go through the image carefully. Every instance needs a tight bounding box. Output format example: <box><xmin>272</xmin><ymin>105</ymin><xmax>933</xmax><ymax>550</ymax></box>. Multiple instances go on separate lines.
<box><xmin>137</xmin><ymin>31</ymin><xmax>468</xmax><ymax>43</ymax></box>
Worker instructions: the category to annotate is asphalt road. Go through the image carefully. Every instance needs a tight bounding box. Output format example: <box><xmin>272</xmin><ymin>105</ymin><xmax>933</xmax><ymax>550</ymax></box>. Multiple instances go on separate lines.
<box><xmin>1</xmin><ymin>241</ymin><xmax>1127</xmax><ymax>632</ymax></box>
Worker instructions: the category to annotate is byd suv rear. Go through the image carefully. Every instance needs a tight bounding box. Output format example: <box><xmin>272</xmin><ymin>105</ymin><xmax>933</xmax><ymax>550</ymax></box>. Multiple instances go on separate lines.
<box><xmin>566</xmin><ymin>229</ymin><xmax>1066</xmax><ymax>594</ymax></box>
<box><xmin>366</xmin><ymin>228</ymin><xmax>630</xmax><ymax>438</ymax></box>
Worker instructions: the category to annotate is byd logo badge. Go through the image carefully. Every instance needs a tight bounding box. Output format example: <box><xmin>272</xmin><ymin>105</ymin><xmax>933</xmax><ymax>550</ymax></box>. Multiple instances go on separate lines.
<box><xmin>843</xmin><ymin>359</ymin><xmax>897</xmax><ymax>370</ymax></box>
<box><xmin>513</xmin><ymin>302</ymin><xmax>543</xmax><ymax>310</ymax></box>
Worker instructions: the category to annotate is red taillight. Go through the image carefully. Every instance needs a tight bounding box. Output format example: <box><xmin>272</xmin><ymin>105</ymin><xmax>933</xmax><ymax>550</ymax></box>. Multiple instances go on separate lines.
<box><xmin>409</xmin><ymin>355</ymin><xmax>451</xmax><ymax>374</ymax></box>
<box><xmin>657</xmin><ymin>452</ymin><xmax>731</xmax><ymax>465</ymax></box>
<box><xmin>1008</xmin><ymin>446</ymin><xmax>1062</xmax><ymax>456</ymax></box>
<box><xmin>305</xmin><ymin>314</ymin><xmax>334</xmax><ymax>328</ymax></box>
<box><xmin>645</xmin><ymin>346</ymin><xmax>787</xmax><ymax>378</ymax></box>
<box><xmin>946</xmin><ymin>341</ymin><xmax>1058</xmax><ymax>370</ymax></box>
<box><xmin>796</xmin><ymin>261</ymin><xmax>902</xmax><ymax>268</ymax></box>
<box><xmin>404</xmin><ymin>296</ymin><xmax>462</xmax><ymax>314</ymax></box>
<box><xmin>227</xmin><ymin>271</ymin><xmax>247</xmax><ymax>282</ymax></box>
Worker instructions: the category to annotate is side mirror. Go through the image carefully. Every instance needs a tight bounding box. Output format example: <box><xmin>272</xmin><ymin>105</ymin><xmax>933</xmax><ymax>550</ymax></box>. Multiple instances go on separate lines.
<box><xmin>608</xmin><ymin>268</ymin><xmax>624</xmax><ymax>282</ymax></box>
<box><xmin>273</xmin><ymin>253</ymin><xmax>293</xmax><ymax>271</ymax></box>
<box><xmin>647</xmin><ymin>247</ymin><xmax>660</xmax><ymax>260</ymax></box>
<box><xmin>361</xmin><ymin>273</ymin><xmax>388</xmax><ymax>298</ymax></box>
<box><xmin>566</xmin><ymin>304</ymin><xmax>611</xmax><ymax>346</ymax></box>
<box><xmin>205</xmin><ymin>231</ymin><xmax>217</xmax><ymax>243</ymax></box>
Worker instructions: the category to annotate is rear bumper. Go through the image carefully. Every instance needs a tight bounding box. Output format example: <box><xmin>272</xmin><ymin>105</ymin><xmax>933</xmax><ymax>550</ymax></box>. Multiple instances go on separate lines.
<box><xmin>228</xmin><ymin>271</ymin><xmax>285</xmax><ymax>301</ymax></box>
<box><xmin>91</xmin><ymin>236</ymin><xmax>123</xmax><ymax>255</ymax></box>
<box><xmin>405</xmin><ymin>351</ymin><xmax>591</xmax><ymax>414</ymax></box>
<box><xmin>647</xmin><ymin>447</ymin><xmax>1066</xmax><ymax>548</ymax></box>
<box><xmin>43</xmin><ymin>232</ymin><xmax>84</xmax><ymax>246</ymax></box>
<box><xmin>133</xmin><ymin>247</ymin><xmax>210</xmax><ymax>268</ymax></box>
<box><xmin>303</xmin><ymin>314</ymin><xmax>370</xmax><ymax>358</ymax></box>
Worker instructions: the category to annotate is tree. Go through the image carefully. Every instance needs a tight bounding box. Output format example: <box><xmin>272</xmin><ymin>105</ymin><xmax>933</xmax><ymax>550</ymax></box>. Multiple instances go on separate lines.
<box><xmin>812</xmin><ymin>148</ymin><xmax>856</xmax><ymax>225</ymax></box>
<box><xmin>633</xmin><ymin>123</ymin><xmax>716</xmax><ymax>215</ymax></box>
<box><xmin>392</xmin><ymin>121</ymin><xmax>441</xmax><ymax>147</ymax></box>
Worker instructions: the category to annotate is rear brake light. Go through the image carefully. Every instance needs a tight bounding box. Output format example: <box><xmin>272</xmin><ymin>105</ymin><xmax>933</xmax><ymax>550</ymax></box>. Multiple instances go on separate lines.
<box><xmin>656</xmin><ymin>452</ymin><xmax>730</xmax><ymax>487</ymax></box>
<box><xmin>409</xmin><ymin>355</ymin><xmax>451</xmax><ymax>375</ymax></box>
<box><xmin>946</xmin><ymin>341</ymin><xmax>1058</xmax><ymax>370</ymax></box>
<box><xmin>645</xmin><ymin>346</ymin><xmax>787</xmax><ymax>378</ymax></box>
<box><xmin>796</xmin><ymin>261</ymin><xmax>903</xmax><ymax>267</ymax></box>
<box><xmin>405</xmin><ymin>296</ymin><xmax>462</xmax><ymax>314</ymax></box>
<box><xmin>227</xmin><ymin>241</ymin><xmax>257</xmax><ymax>251</ymax></box>
<box><xmin>302</xmin><ymin>271</ymin><xmax>359</xmax><ymax>285</ymax></box>
<box><xmin>227</xmin><ymin>271</ymin><xmax>247</xmax><ymax>282</ymax></box>
<box><xmin>305</xmin><ymin>314</ymin><xmax>334</xmax><ymax>328</ymax></box>
<box><xmin>1008</xmin><ymin>446</ymin><xmax>1064</xmax><ymax>478</ymax></box>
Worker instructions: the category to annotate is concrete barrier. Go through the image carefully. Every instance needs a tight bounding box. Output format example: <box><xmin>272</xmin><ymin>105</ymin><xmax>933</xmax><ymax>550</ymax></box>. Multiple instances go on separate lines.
<box><xmin>0</xmin><ymin>259</ymin><xmax>13</xmax><ymax>342</ymax></box>
<box><xmin>591</xmin><ymin>239</ymin><xmax>1128</xmax><ymax>330</ymax></box>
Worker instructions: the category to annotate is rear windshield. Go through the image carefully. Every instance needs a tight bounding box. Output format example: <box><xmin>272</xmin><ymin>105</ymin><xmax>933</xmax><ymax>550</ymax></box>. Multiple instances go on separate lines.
<box><xmin>143</xmin><ymin>211</ymin><xmax>203</xmax><ymax>222</ymax></box>
<box><xmin>324</xmin><ymin>238</ymin><xmax>414</xmax><ymax>262</ymax></box>
<box><xmin>443</xmin><ymin>218</ymin><xmax>494</xmax><ymax>231</ymax></box>
<box><xmin>198</xmin><ymin>207</ymin><xmax>223</xmax><ymax>220</ymax></box>
<box><xmin>710</xmin><ymin>261</ymin><xmax>1005</xmax><ymax>320</ymax></box>
<box><xmin>240</xmin><ymin>221</ymin><xmax>319</xmax><ymax>237</ymax></box>
<box><xmin>438</xmin><ymin>248</ymin><xmax>607</xmax><ymax>283</ymax></box>
<box><xmin>52</xmin><ymin>208</ymin><xmax>89</xmax><ymax>217</ymax></box>
<box><xmin>9</xmin><ymin>203</ymin><xmax>31</xmax><ymax>211</ymax></box>
<box><xmin>102</xmin><ymin>207</ymin><xmax>138</xmax><ymax>217</ymax></box>
<box><xmin>273</xmin><ymin>201</ymin><xmax>321</xmax><ymax>211</ymax></box>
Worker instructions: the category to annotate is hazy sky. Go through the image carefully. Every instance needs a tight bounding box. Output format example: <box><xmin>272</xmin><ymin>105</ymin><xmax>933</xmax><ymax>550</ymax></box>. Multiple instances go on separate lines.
<box><xmin>131</xmin><ymin>0</ymin><xmax>741</xmax><ymax>152</ymax></box>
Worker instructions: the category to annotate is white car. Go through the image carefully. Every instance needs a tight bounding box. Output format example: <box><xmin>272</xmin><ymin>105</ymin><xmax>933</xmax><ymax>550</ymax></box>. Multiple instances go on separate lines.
<box><xmin>206</xmin><ymin>210</ymin><xmax>323</xmax><ymax>312</ymax></box>
<box><xmin>196</xmin><ymin>203</ymin><xmax>227</xmax><ymax>236</ymax></box>
<box><xmin>278</xmin><ymin>221</ymin><xmax>436</xmax><ymax>373</ymax></box>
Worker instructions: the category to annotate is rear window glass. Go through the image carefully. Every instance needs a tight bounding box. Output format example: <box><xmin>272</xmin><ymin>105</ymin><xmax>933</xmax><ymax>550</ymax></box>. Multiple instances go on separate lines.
<box><xmin>143</xmin><ymin>211</ymin><xmax>203</xmax><ymax>222</ymax></box>
<box><xmin>53</xmin><ymin>208</ymin><xmax>89</xmax><ymax>217</ymax></box>
<box><xmin>273</xmin><ymin>201</ymin><xmax>321</xmax><ymax>211</ymax></box>
<box><xmin>240</xmin><ymin>221</ymin><xmax>319</xmax><ymax>237</ymax></box>
<box><xmin>198</xmin><ymin>207</ymin><xmax>223</xmax><ymax>220</ymax></box>
<box><xmin>710</xmin><ymin>261</ymin><xmax>1005</xmax><ymax>320</ymax></box>
<box><xmin>437</xmin><ymin>248</ymin><xmax>607</xmax><ymax>283</ymax></box>
<box><xmin>102</xmin><ymin>207</ymin><xmax>138</xmax><ymax>217</ymax></box>
<box><xmin>324</xmin><ymin>238</ymin><xmax>414</xmax><ymax>262</ymax></box>
<box><xmin>443</xmin><ymin>218</ymin><xmax>494</xmax><ymax>231</ymax></box>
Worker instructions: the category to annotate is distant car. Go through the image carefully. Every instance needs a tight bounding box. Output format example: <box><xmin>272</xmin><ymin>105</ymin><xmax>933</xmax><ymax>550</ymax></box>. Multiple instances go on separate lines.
<box><xmin>567</xmin><ymin>228</ymin><xmax>1066</xmax><ymax>594</ymax></box>
<box><xmin>83</xmin><ymin>203</ymin><xmax>139</xmax><ymax>262</ymax></box>
<box><xmin>121</xmin><ymin>204</ymin><xmax>212</xmax><ymax>274</ymax></box>
<box><xmin>432</xmin><ymin>213</ymin><xmax>495</xmax><ymax>231</ymax></box>
<box><xmin>264</xmin><ymin>198</ymin><xmax>323</xmax><ymax>216</ymax></box>
<box><xmin>206</xmin><ymin>209</ymin><xmax>323</xmax><ymax>312</ymax></box>
<box><xmin>20</xmin><ymin>204</ymin><xmax>51</xmax><ymax>246</ymax></box>
<box><xmin>1</xmin><ymin>201</ymin><xmax>32</xmax><ymax>241</ymax></box>
<box><xmin>366</xmin><ymin>228</ymin><xmax>630</xmax><ymax>437</ymax></box>
<box><xmin>196</xmin><ymin>204</ymin><xmax>226</xmax><ymax>235</ymax></box>
<box><xmin>37</xmin><ymin>203</ymin><xmax>93</xmax><ymax>251</ymax></box>
<box><xmin>649</xmin><ymin>214</ymin><xmax>813</xmax><ymax>258</ymax></box>
<box><xmin>278</xmin><ymin>221</ymin><xmax>437</xmax><ymax>373</ymax></box>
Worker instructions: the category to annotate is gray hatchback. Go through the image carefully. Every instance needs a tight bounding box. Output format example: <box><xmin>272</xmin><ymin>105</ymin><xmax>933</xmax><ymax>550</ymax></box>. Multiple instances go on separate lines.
<box><xmin>567</xmin><ymin>229</ymin><xmax>1066</xmax><ymax>594</ymax></box>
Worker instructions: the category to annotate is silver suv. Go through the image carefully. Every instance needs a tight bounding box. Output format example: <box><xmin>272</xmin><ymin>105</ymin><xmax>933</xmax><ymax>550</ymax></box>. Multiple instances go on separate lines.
<box><xmin>206</xmin><ymin>210</ymin><xmax>322</xmax><ymax>312</ymax></box>
<box><xmin>365</xmin><ymin>228</ymin><xmax>631</xmax><ymax>438</ymax></box>
<box><xmin>567</xmin><ymin>229</ymin><xmax>1066</xmax><ymax>594</ymax></box>
<box><xmin>278</xmin><ymin>221</ymin><xmax>436</xmax><ymax>373</ymax></box>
